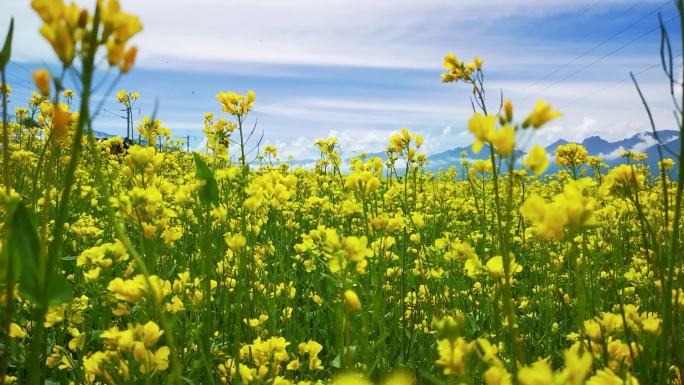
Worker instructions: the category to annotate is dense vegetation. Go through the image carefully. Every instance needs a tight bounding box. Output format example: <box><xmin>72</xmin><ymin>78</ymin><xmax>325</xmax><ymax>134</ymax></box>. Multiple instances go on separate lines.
<box><xmin>0</xmin><ymin>1</ymin><xmax>683</xmax><ymax>385</ymax></box>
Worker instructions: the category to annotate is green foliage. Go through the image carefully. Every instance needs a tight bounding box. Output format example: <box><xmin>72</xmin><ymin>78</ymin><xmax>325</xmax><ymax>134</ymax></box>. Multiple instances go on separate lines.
<box><xmin>3</xmin><ymin>202</ymin><xmax>72</xmax><ymax>305</ymax></box>
<box><xmin>194</xmin><ymin>152</ymin><xmax>219</xmax><ymax>206</ymax></box>
<box><xmin>0</xmin><ymin>18</ymin><xmax>13</xmax><ymax>69</ymax></box>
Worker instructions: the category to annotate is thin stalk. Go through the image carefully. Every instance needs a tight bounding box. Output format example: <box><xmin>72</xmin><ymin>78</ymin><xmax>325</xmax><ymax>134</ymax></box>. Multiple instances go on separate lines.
<box><xmin>26</xmin><ymin>7</ymin><xmax>101</xmax><ymax>385</ymax></box>
<box><xmin>473</xmin><ymin>75</ymin><xmax>522</xmax><ymax>370</ymax></box>
<box><xmin>659</xmin><ymin>3</ymin><xmax>684</xmax><ymax>383</ymax></box>
<box><xmin>2</xmin><ymin>68</ymin><xmax>9</xmax><ymax>192</ymax></box>
<box><xmin>0</xmin><ymin>59</ymin><xmax>13</xmax><ymax>383</ymax></box>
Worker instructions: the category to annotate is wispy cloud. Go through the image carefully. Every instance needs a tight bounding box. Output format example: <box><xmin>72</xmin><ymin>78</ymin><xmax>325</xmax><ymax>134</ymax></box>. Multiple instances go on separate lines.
<box><xmin>2</xmin><ymin>0</ymin><xmax>678</xmax><ymax>160</ymax></box>
<box><xmin>4</xmin><ymin>0</ymin><xmax>665</xmax><ymax>69</ymax></box>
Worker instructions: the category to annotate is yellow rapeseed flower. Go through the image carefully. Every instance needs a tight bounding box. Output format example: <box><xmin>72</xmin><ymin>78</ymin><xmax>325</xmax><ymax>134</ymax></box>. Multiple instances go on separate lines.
<box><xmin>32</xmin><ymin>69</ymin><xmax>51</xmax><ymax>96</ymax></box>
<box><xmin>484</xmin><ymin>365</ymin><xmax>512</xmax><ymax>385</ymax></box>
<box><xmin>468</xmin><ymin>113</ymin><xmax>497</xmax><ymax>153</ymax></box>
<box><xmin>344</xmin><ymin>289</ymin><xmax>362</xmax><ymax>311</ymax></box>
<box><xmin>216</xmin><ymin>90</ymin><xmax>256</xmax><ymax>117</ymax></box>
<box><xmin>524</xmin><ymin>145</ymin><xmax>550</xmax><ymax>175</ymax></box>
<box><xmin>523</xmin><ymin>99</ymin><xmax>562</xmax><ymax>129</ymax></box>
<box><xmin>517</xmin><ymin>359</ymin><xmax>553</xmax><ymax>385</ymax></box>
<box><xmin>436</xmin><ymin>337</ymin><xmax>472</xmax><ymax>376</ymax></box>
<box><xmin>488</xmin><ymin>124</ymin><xmax>516</xmax><ymax>157</ymax></box>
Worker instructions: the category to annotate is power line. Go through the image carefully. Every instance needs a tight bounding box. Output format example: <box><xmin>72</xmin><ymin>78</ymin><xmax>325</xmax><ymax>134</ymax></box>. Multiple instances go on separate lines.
<box><xmin>522</xmin><ymin>13</ymin><xmax>678</xmax><ymax>103</ymax></box>
<box><xmin>3</xmin><ymin>62</ymin><xmax>34</xmax><ymax>90</ymax></box>
<box><xmin>558</xmin><ymin>54</ymin><xmax>683</xmax><ymax>110</ymax></box>
<box><xmin>98</xmin><ymin>108</ymin><xmax>127</xmax><ymax>119</ymax></box>
<box><xmin>573</xmin><ymin>2</ymin><xmax>646</xmax><ymax>40</ymax></box>
<box><xmin>521</xmin><ymin>0</ymin><xmax>672</xmax><ymax>101</ymax></box>
<box><xmin>3</xmin><ymin>74</ymin><xmax>34</xmax><ymax>92</ymax></box>
<box><xmin>5</xmin><ymin>62</ymin><xmax>35</xmax><ymax>90</ymax></box>
<box><xmin>8</xmin><ymin>61</ymin><xmax>32</xmax><ymax>74</ymax></box>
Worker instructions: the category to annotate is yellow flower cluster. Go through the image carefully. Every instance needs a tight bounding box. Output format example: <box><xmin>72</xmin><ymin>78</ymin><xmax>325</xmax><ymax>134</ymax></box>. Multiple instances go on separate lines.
<box><xmin>522</xmin><ymin>178</ymin><xmax>598</xmax><ymax>240</ymax></box>
<box><xmin>555</xmin><ymin>143</ymin><xmax>589</xmax><ymax>170</ymax></box>
<box><xmin>35</xmin><ymin>100</ymin><xmax>79</xmax><ymax>144</ymax></box>
<box><xmin>345</xmin><ymin>157</ymin><xmax>383</xmax><ymax>193</ymax></box>
<box><xmin>3</xmin><ymin>20</ymin><xmax>683</xmax><ymax>385</ymax></box>
<box><xmin>216</xmin><ymin>90</ymin><xmax>256</xmax><ymax>117</ymax></box>
<box><xmin>101</xmin><ymin>0</ymin><xmax>143</xmax><ymax>72</ymax></box>
<box><xmin>76</xmin><ymin>240</ymin><xmax>129</xmax><ymax>282</ymax></box>
<box><xmin>468</xmin><ymin>113</ymin><xmax>515</xmax><ymax>155</ymax></box>
<box><xmin>107</xmin><ymin>274</ymin><xmax>171</xmax><ymax>304</ymax></box>
<box><xmin>441</xmin><ymin>53</ymin><xmax>483</xmax><ymax>83</ymax></box>
<box><xmin>116</xmin><ymin>89</ymin><xmax>140</xmax><ymax>107</ymax></box>
<box><xmin>524</xmin><ymin>145</ymin><xmax>550</xmax><ymax>175</ymax></box>
<box><xmin>388</xmin><ymin>128</ymin><xmax>423</xmax><ymax>161</ymax></box>
<box><xmin>137</xmin><ymin>117</ymin><xmax>171</xmax><ymax>147</ymax></box>
<box><xmin>31</xmin><ymin>0</ymin><xmax>84</xmax><ymax>65</ymax></box>
<box><xmin>244</xmin><ymin>171</ymin><xmax>298</xmax><ymax>212</ymax></box>
<box><xmin>467</xmin><ymin>100</ymin><xmax>561</xmax><ymax>158</ymax></box>
<box><xmin>324</xmin><ymin>228</ymin><xmax>371</xmax><ymax>275</ymax></box>
<box><xmin>217</xmin><ymin>337</ymin><xmax>324</xmax><ymax>385</ymax></box>
<box><xmin>522</xmin><ymin>99</ymin><xmax>563</xmax><ymax>129</ymax></box>
<box><xmin>203</xmin><ymin>112</ymin><xmax>237</xmax><ymax>159</ymax></box>
<box><xmin>602</xmin><ymin>164</ymin><xmax>644</xmax><ymax>194</ymax></box>
<box><xmin>31</xmin><ymin>0</ymin><xmax>141</xmax><ymax>71</ymax></box>
<box><xmin>84</xmin><ymin>321</ymin><xmax>169</xmax><ymax>383</ymax></box>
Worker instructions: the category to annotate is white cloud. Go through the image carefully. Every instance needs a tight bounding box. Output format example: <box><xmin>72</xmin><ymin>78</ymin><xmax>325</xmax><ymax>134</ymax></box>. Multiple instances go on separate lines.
<box><xmin>630</xmin><ymin>132</ymin><xmax>658</xmax><ymax>153</ymax></box>
<box><xmin>326</xmin><ymin>128</ymin><xmax>395</xmax><ymax>156</ymax></box>
<box><xmin>601</xmin><ymin>147</ymin><xmax>626</xmax><ymax>160</ymax></box>
<box><xmin>533</xmin><ymin>117</ymin><xmax>600</xmax><ymax>146</ymax></box>
<box><xmin>4</xmin><ymin>0</ymin><xmax>663</xmax><ymax>70</ymax></box>
<box><xmin>257</xmin><ymin>96</ymin><xmax>468</xmax><ymax>127</ymax></box>
<box><xmin>2</xmin><ymin>0</ymin><xmax>676</xmax><ymax>161</ymax></box>
<box><xmin>275</xmin><ymin>136</ymin><xmax>318</xmax><ymax>160</ymax></box>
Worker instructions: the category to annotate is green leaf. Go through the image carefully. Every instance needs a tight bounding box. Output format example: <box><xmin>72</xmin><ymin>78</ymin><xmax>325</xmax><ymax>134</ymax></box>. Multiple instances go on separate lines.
<box><xmin>0</xmin><ymin>18</ymin><xmax>14</xmax><ymax>68</ymax></box>
<box><xmin>330</xmin><ymin>352</ymin><xmax>342</xmax><ymax>368</ymax></box>
<box><xmin>320</xmin><ymin>271</ymin><xmax>341</xmax><ymax>288</ymax></box>
<box><xmin>0</xmin><ymin>247</ymin><xmax>11</xmax><ymax>283</ymax></box>
<box><xmin>6</xmin><ymin>202</ymin><xmax>41</xmax><ymax>301</ymax></box>
<box><xmin>5</xmin><ymin>203</ymin><xmax>72</xmax><ymax>305</ymax></box>
<box><xmin>193</xmin><ymin>152</ymin><xmax>219</xmax><ymax>206</ymax></box>
<box><xmin>46</xmin><ymin>274</ymin><xmax>73</xmax><ymax>306</ymax></box>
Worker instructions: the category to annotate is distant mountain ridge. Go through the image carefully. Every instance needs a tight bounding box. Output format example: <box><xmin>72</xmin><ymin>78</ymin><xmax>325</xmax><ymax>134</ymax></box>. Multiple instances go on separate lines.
<box><xmin>546</xmin><ymin>130</ymin><xmax>679</xmax><ymax>176</ymax></box>
<box><xmin>93</xmin><ymin>130</ymin><xmax>115</xmax><ymax>139</ymax></box>
<box><xmin>262</xmin><ymin>130</ymin><xmax>682</xmax><ymax>176</ymax></box>
<box><xmin>426</xmin><ymin>130</ymin><xmax>679</xmax><ymax>175</ymax></box>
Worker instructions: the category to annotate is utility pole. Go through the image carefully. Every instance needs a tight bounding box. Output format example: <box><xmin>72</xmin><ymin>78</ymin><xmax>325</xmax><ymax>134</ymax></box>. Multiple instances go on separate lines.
<box><xmin>117</xmin><ymin>92</ymin><xmax>141</xmax><ymax>140</ymax></box>
<box><xmin>121</xmin><ymin>107</ymin><xmax>131</xmax><ymax>138</ymax></box>
<box><xmin>126</xmin><ymin>107</ymin><xmax>130</xmax><ymax>137</ymax></box>
<box><xmin>186</xmin><ymin>134</ymin><xmax>190</xmax><ymax>152</ymax></box>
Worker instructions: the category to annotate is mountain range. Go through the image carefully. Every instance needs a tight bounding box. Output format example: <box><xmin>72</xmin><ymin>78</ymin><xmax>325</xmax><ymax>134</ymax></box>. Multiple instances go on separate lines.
<box><xmin>427</xmin><ymin>129</ymin><xmax>680</xmax><ymax>175</ymax></box>
<box><xmin>94</xmin><ymin>126</ymin><xmax>680</xmax><ymax>177</ymax></box>
<box><xmin>289</xmin><ymin>130</ymin><xmax>681</xmax><ymax>177</ymax></box>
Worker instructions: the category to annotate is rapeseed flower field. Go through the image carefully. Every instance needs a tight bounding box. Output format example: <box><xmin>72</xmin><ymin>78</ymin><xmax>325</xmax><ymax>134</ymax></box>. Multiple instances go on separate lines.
<box><xmin>0</xmin><ymin>1</ymin><xmax>683</xmax><ymax>385</ymax></box>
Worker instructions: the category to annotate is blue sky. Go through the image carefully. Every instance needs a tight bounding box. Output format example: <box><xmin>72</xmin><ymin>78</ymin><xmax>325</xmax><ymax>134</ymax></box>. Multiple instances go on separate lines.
<box><xmin>2</xmin><ymin>0</ymin><xmax>682</xmax><ymax>159</ymax></box>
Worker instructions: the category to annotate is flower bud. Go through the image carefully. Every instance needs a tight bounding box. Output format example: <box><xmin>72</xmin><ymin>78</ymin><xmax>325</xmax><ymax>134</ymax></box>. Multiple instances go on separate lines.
<box><xmin>120</xmin><ymin>46</ymin><xmax>138</xmax><ymax>73</ymax></box>
<box><xmin>415</xmin><ymin>134</ymin><xmax>424</xmax><ymax>148</ymax></box>
<box><xmin>504</xmin><ymin>100</ymin><xmax>513</xmax><ymax>122</ymax></box>
<box><xmin>32</xmin><ymin>69</ymin><xmax>51</xmax><ymax>97</ymax></box>
<box><xmin>344</xmin><ymin>289</ymin><xmax>362</xmax><ymax>312</ymax></box>
<box><xmin>52</xmin><ymin>107</ymin><xmax>69</xmax><ymax>138</ymax></box>
<box><xmin>78</xmin><ymin>9</ymin><xmax>89</xmax><ymax>28</ymax></box>
<box><xmin>474</xmin><ymin>56</ymin><xmax>484</xmax><ymax>70</ymax></box>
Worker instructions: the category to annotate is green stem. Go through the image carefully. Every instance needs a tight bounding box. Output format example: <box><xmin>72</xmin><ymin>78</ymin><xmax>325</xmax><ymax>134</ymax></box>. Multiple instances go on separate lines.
<box><xmin>26</xmin><ymin>8</ymin><xmax>101</xmax><ymax>385</ymax></box>
<box><xmin>2</xmin><ymin>67</ymin><xmax>9</xmax><ymax>192</ymax></box>
<box><xmin>0</xmin><ymin>252</ymin><xmax>14</xmax><ymax>385</ymax></box>
<box><xmin>659</xmin><ymin>3</ymin><xmax>684</xmax><ymax>383</ymax></box>
<box><xmin>0</xmin><ymin>60</ymin><xmax>13</xmax><ymax>383</ymax></box>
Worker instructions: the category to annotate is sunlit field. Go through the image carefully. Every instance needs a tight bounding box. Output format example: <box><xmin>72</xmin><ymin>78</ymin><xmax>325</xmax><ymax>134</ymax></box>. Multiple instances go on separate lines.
<box><xmin>1</xmin><ymin>1</ymin><xmax>683</xmax><ymax>385</ymax></box>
